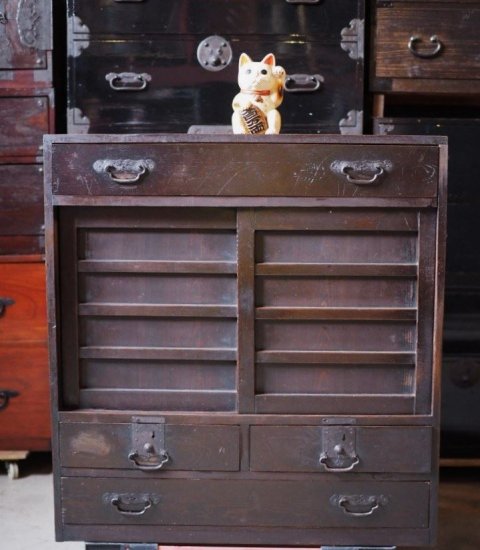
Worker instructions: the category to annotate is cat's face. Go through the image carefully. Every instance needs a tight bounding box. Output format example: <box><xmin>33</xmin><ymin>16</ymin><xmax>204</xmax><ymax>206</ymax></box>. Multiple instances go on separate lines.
<box><xmin>238</xmin><ymin>53</ymin><xmax>277</xmax><ymax>91</ymax></box>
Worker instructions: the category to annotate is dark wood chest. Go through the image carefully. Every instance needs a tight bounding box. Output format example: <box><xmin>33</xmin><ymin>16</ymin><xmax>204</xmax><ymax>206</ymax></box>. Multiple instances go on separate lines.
<box><xmin>67</xmin><ymin>0</ymin><xmax>365</xmax><ymax>134</ymax></box>
<box><xmin>45</xmin><ymin>134</ymin><xmax>446</xmax><ymax>547</ymax></box>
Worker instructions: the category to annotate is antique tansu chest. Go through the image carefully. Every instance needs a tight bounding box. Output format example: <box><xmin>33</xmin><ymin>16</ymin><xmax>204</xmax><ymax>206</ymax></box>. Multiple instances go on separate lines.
<box><xmin>44</xmin><ymin>134</ymin><xmax>446</xmax><ymax>548</ymax></box>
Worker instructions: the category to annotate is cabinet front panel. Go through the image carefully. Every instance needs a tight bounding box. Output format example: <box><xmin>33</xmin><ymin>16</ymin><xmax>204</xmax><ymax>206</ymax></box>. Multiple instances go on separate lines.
<box><xmin>51</xmin><ymin>143</ymin><xmax>439</xmax><ymax>197</ymax></box>
<box><xmin>250</xmin><ymin>426</ymin><xmax>432</xmax><ymax>473</ymax></box>
<box><xmin>61</xmin><ymin>477</ymin><xmax>430</xmax><ymax>529</ymax></box>
<box><xmin>0</xmin><ymin>164</ymin><xmax>44</xmax><ymax>237</ymax></box>
<box><xmin>69</xmin><ymin>38</ymin><xmax>361</xmax><ymax>134</ymax></box>
<box><xmin>0</xmin><ymin>95</ymin><xmax>50</xmax><ymax>157</ymax></box>
<box><xmin>71</xmin><ymin>0</ymin><xmax>362</xmax><ymax>39</ymax></box>
<box><xmin>60</xmin><ymin>422</ymin><xmax>240</xmax><ymax>471</ymax></box>
<box><xmin>375</xmin><ymin>2</ymin><xmax>480</xmax><ymax>82</ymax></box>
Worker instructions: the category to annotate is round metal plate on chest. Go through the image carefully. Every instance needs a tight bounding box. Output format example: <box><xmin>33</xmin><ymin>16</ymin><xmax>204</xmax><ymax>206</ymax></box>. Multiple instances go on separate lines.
<box><xmin>197</xmin><ymin>35</ymin><xmax>233</xmax><ymax>72</ymax></box>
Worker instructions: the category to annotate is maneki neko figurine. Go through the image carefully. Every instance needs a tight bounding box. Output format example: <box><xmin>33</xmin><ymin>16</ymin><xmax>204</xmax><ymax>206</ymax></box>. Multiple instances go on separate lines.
<box><xmin>232</xmin><ymin>53</ymin><xmax>286</xmax><ymax>135</ymax></box>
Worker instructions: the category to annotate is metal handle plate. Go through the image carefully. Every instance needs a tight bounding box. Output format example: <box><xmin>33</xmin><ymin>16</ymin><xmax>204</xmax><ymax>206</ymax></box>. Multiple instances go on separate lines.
<box><xmin>128</xmin><ymin>449</ymin><xmax>170</xmax><ymax>471</ymax></box>
<box><xmin>331</xmin><ymin>494</ymin><xmax>388</xmax><ymax>517</ymax></box>
<box><xmin>0</xmin><ymin>297</ymin><xmax>15</xmax><ymax>317</ymax></box>
<box><xmin>319</xmin><ymin>452</ymin><xmax>360</xmax><ymax>472</ymax></box>
<box><xmin>408</xmin><ymin>35</ymin><xmax>443</xmax><ymax>58</ymax></box>
<box><xmin>342</xmin><ymin>165</ymin><xmax>385</xmax><ymax>185</ymax></box>
<box><xmin>110</xmin><ymin>495</ymin><xmax>153</xmax><ymax>516</ymax></box>
<box><xmin>286</xmin><ymin>0</ymin><xmax>322</xmax><ymax>4</ymax></box>
<box><xmin>0</xmin><ymin>12</ymin><xmax>8</xmax><ymax>24</ymax></box>
<box><xmin>284</xmin><ymin>73</ymin><xmax>324</xmax><ymax>93</ymax></box>
<box><xmin>106</xmin><ymin>72</ymin><xmax>151</xmax><ymax>91</ymax></box>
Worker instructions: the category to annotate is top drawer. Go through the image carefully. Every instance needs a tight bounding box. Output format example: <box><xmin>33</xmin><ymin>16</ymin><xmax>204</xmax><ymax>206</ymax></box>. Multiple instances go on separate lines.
<box><xmin>373</xmin><ymin>1</ymin><xmax>480</xmax><ymax>93</ymax></box>
<box><xmin>71</xmin><ymin>0</ymin><xmax>362</xmax><ymax>40</ymax></box>
<box><xmin>49</xmin><ymin>138</ymin><xmax>440</xmax><ymax>198</ymax></box>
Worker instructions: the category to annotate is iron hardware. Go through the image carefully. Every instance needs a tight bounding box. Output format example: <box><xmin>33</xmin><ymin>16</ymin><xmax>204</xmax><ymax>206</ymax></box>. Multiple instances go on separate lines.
<box><xmin>93</xmin><ymin>159</ymin><xmax>154</xmax><ymax>185</ymax></box>
<box><xmin>129</xmin><ymin>416</ymin><xmax>170</xmax><ymax>471</ymax></box>
<box><xmin>286</xmin><ymin>0</ymin><xmax>322</xmax><ymax>4</ymax></box>
<box><xmin>408</xmin><ymin>35</ymin><xmax>443</xmax><ymax>59</ymax></box>
<box><xmin>342</xmin><ymin>165</ymin><xmax>385</xmax><ymax>185</ymax></box>
<box><xmin>284</xmin><ymin>74</ymin><xmax>324</xmax><ymax>93</ymax></box>
<box><xmin>320</xmin><ymin>426</ymin><xmax>360</xmax><ymax>472</ymax></box>
<box><xmin>197</xmin><ymin>36</ymin><xmax>232</xmax><ymax>72</ymax></box>
<box><xmin>0</xmin><ymin>297</ymin><xmax>14</xmax><ymax>317</ymax></box>
<box><xmin>0</xmin><ymin>389</ymin><xmax>20</xmax><ymax>411</ymax></box>
<box><xmin>106</xmin><ymin>72</ymin><xmax>151</xmax><ymax>91</ymax></box>
<box><xmin>330</xmin><ymin>494</ymin><xmax>388</xmax><ymax>517</ymax></box>
<box><xmin>0</xmin><ymin>11</ymin><xmax>7</xmax><ymax>24</ymax></box>
<box><xmin>109</xmin><ymin>494</ymin><xmax>154</xmax><ymax>516</ymax></box>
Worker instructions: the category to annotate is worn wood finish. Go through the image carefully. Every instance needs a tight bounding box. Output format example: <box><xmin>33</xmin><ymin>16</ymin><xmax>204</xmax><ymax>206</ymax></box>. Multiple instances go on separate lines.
<box><xmin>372</xmin><ymin>1</ymin><xmax>480</xmax><ymax>93</ymax></box>
<box><xmin>45</xmin><ymin>134</ymin><xmax>446</xmax><ymax>547</ymax></box>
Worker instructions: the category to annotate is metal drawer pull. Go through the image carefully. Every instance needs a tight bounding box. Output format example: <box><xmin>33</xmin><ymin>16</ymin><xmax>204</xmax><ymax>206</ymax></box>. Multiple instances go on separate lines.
<box><xmin>111</xmin><ymin>495</ymin><xmax>153</xmax><ymax>516</ymax></box>
<box><xmin>319</xmin><ymin>451</ymin><xmax>360</xmax><ymax>472</ymax></box>
<box><xmin>408</xmin><ymin>35</ymin><xmax>443</xmax><ymax>59</ymax></box>
<box><xmin>106</xmin><ymin>72</ymin><xmax>151</xmax><ymax>91</ymax></box>
<box><xmin>0</xmin><ymin>390</ymin><xmax>20</xmax><ymax>411</ymax></box>
<box><xmin>331</xmin><ymin>494</ymin><xmax>387</xmax><ymax>517</ymax></box>
<box><xmin>342</xmin><ymin>165</ymin><xmax>385</xmax><ymax>185</ymax></box>
<box><xmin>0</xmin><ymin>12</ymin><xmax>8</xmax><ymax>24</ymax></box>
<box><xmin>114</xmin><ymin>0</ymin><xmax>145</xmax><ymax>2</ymax></box>
<box><xmin>284</xmin><ymin>73</ymin><xmax>324</xmax><ymax>93</ymax></box>
<box><xmin>0</xmin><ymin>297</ymin><xmax>15</xmax><ymax>317</ymax></box>
<box><xmin>128</xmin><ymin>447</ymin><xmax>170</xmax><ymax>471</ymax></box>
<box><xmin>106</xmin><ymin>163</ymin><xmax>147</xmax><ymax>184</ymax></box>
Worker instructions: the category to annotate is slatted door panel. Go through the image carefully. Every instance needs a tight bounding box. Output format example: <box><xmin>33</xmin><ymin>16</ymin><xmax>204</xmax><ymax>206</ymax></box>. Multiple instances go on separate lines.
<box><xmin>252</xmin><ymin>208</ymin><xmax>430</xmax><ymax>415</ymax></box>
<box><xmin>59</xmin><ymin>207</ymin><xmax>238</xmax><ymax>411</ymax></box>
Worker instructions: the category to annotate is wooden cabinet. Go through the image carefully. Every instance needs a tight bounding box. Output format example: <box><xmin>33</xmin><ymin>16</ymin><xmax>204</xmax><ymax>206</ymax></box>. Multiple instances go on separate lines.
<box><xmin>0</xmin><ymin>0</ymin><xmax>53</xmax><ymax>465</ymax></box>
<box><xmin>67</xmin><ymin>0</ymin><xmax>365</xmax><ymax>134</ymax></box>
<box><xmin>371</xmin><ymin>0</ymin><xmax>480</xmax><ymax>94</ymax></box>
<box><xmin>45</xmin><ymin>134</ymin><xmax>446</xmax><ymax>547</ymax></box>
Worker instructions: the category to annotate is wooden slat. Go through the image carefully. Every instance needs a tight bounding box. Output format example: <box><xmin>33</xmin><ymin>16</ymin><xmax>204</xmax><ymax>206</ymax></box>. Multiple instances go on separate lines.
<box><xmin>78</xmin><ymin>304</ymin><xmax>238</xmax><ymax>318</ymax></box>
<box><xmin>79</xmin><ymin>389</ymin><xmax>236</xmax><ymax>411</ymax></box>
<box><xmin>255</xmin><ymin>307</ymin><xmax>417</xmax><ymax>321</ymax></box>
<box><xmin>236</xmin><ymin>210</ymin><xmax>256</xmax><ymax>413</ymax></box>
<box><xmin>79</xmin><ymin>346</ymin><xmax>237</xmax><ymax>361</ymax></box>
<box><xmin>255</xmin><ymin>263</ymin><xmax>417</xmax><ymax>277</ymax></box>
<box><xmin>255</xmin><ymin>394</ymin><xmax>415</xmax><ymax>415</ymax></box>
<box><xmin>256</xmin><ymin>350</ymin><xmax>416</xmax><ymax>365</ymax></box>
<box><xmin>78</xmin><ymin>260</ymin><xmax>237</xmax><ymax>274</ymax></box>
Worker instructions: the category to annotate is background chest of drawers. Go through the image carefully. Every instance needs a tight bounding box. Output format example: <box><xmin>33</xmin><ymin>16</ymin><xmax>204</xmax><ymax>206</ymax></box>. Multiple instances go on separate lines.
<box><xmin>45</xmin><ymin>134</ymin><xmax>446</xmax><ymax>547</ymax></box>
<box><xmin>0</xmin><ymin>0</ymin><xmax>53</xmax><ymax>461</ymax></box>
<box><xmin>371</xmin><ymin>0</ymin><xmax>480</xmax><ymax>459</ymax></box>
<box><xmin>67</xmin><ymin>0</ymin><xmax>365</xmax><ymax>134</ymax></box>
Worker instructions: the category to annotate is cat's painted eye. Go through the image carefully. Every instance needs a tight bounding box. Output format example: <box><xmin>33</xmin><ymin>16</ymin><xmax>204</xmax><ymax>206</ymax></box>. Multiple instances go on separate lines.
<box><xmin>261</xmin><ymin>69</ymin><xmax>268</xmax><ymax>75</ymax></box>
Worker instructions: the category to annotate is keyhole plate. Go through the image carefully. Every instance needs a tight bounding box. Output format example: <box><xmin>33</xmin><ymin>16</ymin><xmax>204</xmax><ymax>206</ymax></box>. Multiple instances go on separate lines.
<box><xmin>197</xmin><ymin>35</ymin><xmax>233</xmax><ymax>72</ymax></box>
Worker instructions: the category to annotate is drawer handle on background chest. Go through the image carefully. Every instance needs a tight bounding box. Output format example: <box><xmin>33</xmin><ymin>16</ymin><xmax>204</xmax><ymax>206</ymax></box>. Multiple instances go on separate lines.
<box><xmin>342</xmin><ymin>165</ymin><xmax>384</xmax><ymax>185</ymax></box>
<box><xmin>408</xmin><ymin>35</ymin><xmax>443</xmax><ymax>59</ymax></box>
<box><xmin>0</xmin><ymin>12</ymin><xmax>7</xmax><ymax>24</ymax></box>
<box><xmin>0</xmin><ymin>390</ymin><xmax>20</xmax><ymax>411</ymax></box>
<box><xmin>106</xmin><ymin>163</ymin><xmax>147</xmax><ymax>184</ymax></box>
<box><xmin>128</xmin><ymin>447</ymin><xmax>170</xmax><ymax>471</ymax></box>
<box><xmin>110</xmin><ymin>495</ymin><xmax>153</xmax><ymax>516</ymax></box>
<box><xmin>286</xmin><ymin>0</ymin><xmax>322</xmax><ymax>4</ymax></box>
<box><xmin>331</xmin><ymin>494</ymin><xmax>387</xmax><ymax>517</ymax></box>
<box><xmin>284</xmin><ymin>73</ymin><xmax>324</xmax><ymax>93</ymax></box>
<box><xmin>106</xmin><ymin>72</ymin><xmax>151</xmax><ymax>91</ymax></box>
<box><xmin>0</xmin><ymin>297</ymin><xmax>15</xmax><ymax>317</ymax></box>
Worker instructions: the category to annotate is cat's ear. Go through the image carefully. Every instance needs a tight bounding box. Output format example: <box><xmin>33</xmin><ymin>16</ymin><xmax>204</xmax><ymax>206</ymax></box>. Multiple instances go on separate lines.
<box><xmin>261</xmin><ymin>53</ymin><xmax>276</xmax><ymax>66</ymax></box>
<box><xmin>239</xmin><ymin>53</ymin><xmax>252</xmax><ymax>67</ymax></box>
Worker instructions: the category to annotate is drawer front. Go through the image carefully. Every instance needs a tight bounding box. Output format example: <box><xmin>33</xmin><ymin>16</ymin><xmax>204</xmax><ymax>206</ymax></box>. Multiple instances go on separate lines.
<box><xmin>69</xmin><ymin>38</ymin><xmax>362</xmax><ymax>134</ymax></box>
<box><xmin>71</xmin><ymin>0</ymin><xmax>363</xmax><ymax>40</ymax></box>
<box><xmin>250</xmin><ymin>426</ymin><xmax>433</xmax><ymax>473</ymax></box>
<box><xmin>374</xmin><ymin>2</ymin><xmax>480</xmax><ymax>82</ymax></box>
<box><xmin>0</xmin><ymin>96</ymin><xmax>50</xmax><ymax>157</ymax></box>
<box><xmin>51</xmin><ymin>142</ymin><xmax>439</xmax><ymax>197</ymax></box>
<box><xmin>61</xmin><ymin>477</ymin><xmax>430</xmax><ymax>529</ymax></box>
<box><xmin>0</xmin><ymin>344</ymin><xmax>50</xmax><ymax>448</ymax></box>
<box><xmin>0</xmin><ymin>164</ymin><xmax>44</xmax><ymax>236</ymax></box>
<box><xmin>60</xmin><ymin>422</ymin><xmax>241</xmax><ymax>471</ymax></box>
<box><xmin>0</xmin><ymin>0</ymin><xmax>52</xmax><ymax>71</ymax></box>
<box><xmin>0</xmin><ymin>261</ymin><xmax>47</xmax><ymax>344</ymax></box>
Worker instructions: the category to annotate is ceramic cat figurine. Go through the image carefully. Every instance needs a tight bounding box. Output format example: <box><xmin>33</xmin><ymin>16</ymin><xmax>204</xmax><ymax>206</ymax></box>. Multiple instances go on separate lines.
<box><xmin>232</xmin><ymin>53</ymin><xmax>286</xmax><ymax>135</ymax></box>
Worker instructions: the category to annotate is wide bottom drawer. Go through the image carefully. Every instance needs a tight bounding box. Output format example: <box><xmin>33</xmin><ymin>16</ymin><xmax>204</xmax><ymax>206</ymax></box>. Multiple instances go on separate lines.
<box><xmin>61</xmin><ymin>477</ymin><xmax>430</xmax><ymax>529</ymax></box>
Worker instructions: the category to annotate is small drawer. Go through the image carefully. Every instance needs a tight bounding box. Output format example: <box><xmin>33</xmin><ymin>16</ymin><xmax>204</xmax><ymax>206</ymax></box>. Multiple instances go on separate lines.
<box><xmin>0</xmin><ymin>95</ymin><xmax>52</xmax><ymax>157</ymax></box>
<box><xmin>0</xmin><ymin>164</ymin><xmax>44</xmax><ymax>237</ymax></box>
<box><xmin>250</xmin><ymin>425</ymin><xmax>433</xmax><ymax>474</ymax></box>
<box><xmin>61</xmin><ymin>476</ymin><xmax>430</xmax><ymax>530</ymax></box>
<box><xmin>60</xmin><ymin>421</ymin><xmax>240</xmax><ymax>472</ymax></box>
<box><xmin>373</xmin><ymin>1</ymin><xmax>480</xmax><ymax>93</ymax></box>
<box><xmin>50</xmin><ymin>140</ymin><xmax>439</xmax><ymax>198</ymax></box>
<box><xmin>71</xmin><ymin>0</ymin><xmax>362</xmax><ymax>40</ymax></box>
<box><xmin>0</xmin><ymin>261</ymin><xmax>47</xmax><ymax>344</ymax></box>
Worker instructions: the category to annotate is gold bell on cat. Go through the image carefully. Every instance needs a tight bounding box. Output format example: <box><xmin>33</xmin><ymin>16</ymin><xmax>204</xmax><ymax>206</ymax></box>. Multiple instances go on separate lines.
<box><xmin>232</xmin><ymin>53</ymin><xmax>286</xmax><ymax>135</ymax></box>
